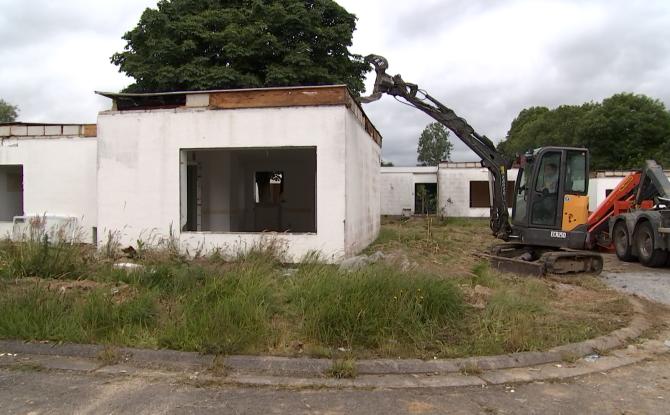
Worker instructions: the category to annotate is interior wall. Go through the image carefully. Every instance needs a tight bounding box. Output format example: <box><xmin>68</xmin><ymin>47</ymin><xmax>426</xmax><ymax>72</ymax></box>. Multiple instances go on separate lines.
<box><xmin>0</xmin><ymin>165</ymin><xmax>23</xmax><ymax>221</ymax></box>
<box><xmin>184</xmin><ymin>147</ymin><xmax>317</xmax><ymax>233</ymax></box>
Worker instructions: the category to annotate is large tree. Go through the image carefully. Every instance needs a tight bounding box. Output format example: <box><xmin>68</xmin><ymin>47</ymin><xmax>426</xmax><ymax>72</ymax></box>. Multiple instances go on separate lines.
<box><xmin>111</xmin><ymin>0</ymin><xmax>370</xmax><ymax>95</ymax></box>
<box><xmin>417</xmin><ymin>122</ymin><xmax>453</xmax><ymax>166</ymax></box>
<box><xmin>497</xmin><ymin>93</ymin><xmax>670</xmax><ymax>170</ymax></box>
<box><xmin>0</xmin><ymin>99</ymin><xmax>18</xmax><ymax>123</ymax></box>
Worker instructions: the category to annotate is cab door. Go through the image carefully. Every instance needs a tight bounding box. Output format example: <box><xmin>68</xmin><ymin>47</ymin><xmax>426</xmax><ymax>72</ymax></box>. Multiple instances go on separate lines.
<box><xmin>529</xmin><ymin>150</ymin><xmax>562</xmax><ymax>229</ymax></box>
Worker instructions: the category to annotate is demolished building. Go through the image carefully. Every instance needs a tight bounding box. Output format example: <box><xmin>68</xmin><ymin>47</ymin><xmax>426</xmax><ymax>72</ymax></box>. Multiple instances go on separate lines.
<box><xmin>0</xmin><ymin>85</ymin><xmax>382</xmax><ymax>262</ymax></box>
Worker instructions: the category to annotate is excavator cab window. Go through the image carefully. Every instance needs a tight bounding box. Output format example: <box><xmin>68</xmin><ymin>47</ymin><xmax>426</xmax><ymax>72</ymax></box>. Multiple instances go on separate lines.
<box><xmin>512</xmin><ymin>166</ymin><xmax>529</xmax><ymax>224</ymax></box>
<box><xmin>565</xmin><ymin>151</ymin><xmax>587</xmax><ymax>194</ymax></box>
<box><xmin>531</xmin><ymin>151</ymin><xmax>561</xmax><ymax>226</ymax></box>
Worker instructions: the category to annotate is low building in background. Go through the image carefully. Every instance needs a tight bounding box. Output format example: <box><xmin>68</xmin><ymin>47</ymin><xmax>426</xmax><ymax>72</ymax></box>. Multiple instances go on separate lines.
<box><xmin>0</xmin><ymin>123</ymin><xmax>97</xmax><ymax>241</ymax></box>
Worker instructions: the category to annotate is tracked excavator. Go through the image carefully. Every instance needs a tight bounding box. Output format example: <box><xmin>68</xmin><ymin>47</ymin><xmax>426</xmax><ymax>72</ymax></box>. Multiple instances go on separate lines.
<box><xmin>359</xmin><ymin>54</ymin><xmax>606</xmax><ymax>275</ymax></box>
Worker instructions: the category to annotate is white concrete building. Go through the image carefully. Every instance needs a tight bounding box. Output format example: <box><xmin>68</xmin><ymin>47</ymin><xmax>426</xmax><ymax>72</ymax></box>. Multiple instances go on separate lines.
<box><xmin>588</xmin><ymin>169</ymin><xmax>670</xmax><ymax>212</ymax></box>
<box><xmin>379</xmin><ymin>166</ymin><xmax>438</xmax><ymax>216</ymax></box>
<box><xmin>380</xmin><ymin>162</ymin><xmax>518</xmax><ymax>218</ymax></box>
<box><xmin>438</xmin><ymin>162</ymin><xmax>518</xmax><ymax>218</ymax></box>
<box><xmin>0</xmin><ymin>85</ymin><xmax>382</xmax><ymax>262</ymax></box>
<box><xmin>0</xmin><ymin>123</ymin><xmax>98</xmax><ymax>240</ymax></box>
<box><xmin>95</xmin><ymin>85</ymin><xmax>381</xmax><ymax>262</ymax></box>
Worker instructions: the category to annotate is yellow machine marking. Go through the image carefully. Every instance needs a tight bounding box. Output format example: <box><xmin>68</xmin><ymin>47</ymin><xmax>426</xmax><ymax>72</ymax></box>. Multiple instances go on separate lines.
<box><xmin>562</xmin><ymin>194</ymin><xmax>589</xmax><ymax>231</ymax></box>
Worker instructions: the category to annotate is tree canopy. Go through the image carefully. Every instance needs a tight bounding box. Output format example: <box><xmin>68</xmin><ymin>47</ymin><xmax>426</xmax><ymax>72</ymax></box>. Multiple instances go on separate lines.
<box><xmin>0</xmin><ymin>99</ymin><xmax>18</xmax><ymax>123</ymax></box>
<box><xmin>111</xmin><ymin>0</ymin><xmax>370</xmax><ymax>95</ymax></box>
<box><xmin>497</xmin><ymin>93</ymin><xmax>670</xmax><ymax>170</ymax></box>
<box><xmin>417</xmin><ymin>122</ymin><xmax>453</xmax><ymax>166</ymax></box>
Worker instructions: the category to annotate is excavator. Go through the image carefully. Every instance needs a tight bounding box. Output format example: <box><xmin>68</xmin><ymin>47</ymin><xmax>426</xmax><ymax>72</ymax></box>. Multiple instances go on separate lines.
<box><xmin>359</xmin><ymin>54</ymin><xmax>670</xmax><ymax>275</ymax></box>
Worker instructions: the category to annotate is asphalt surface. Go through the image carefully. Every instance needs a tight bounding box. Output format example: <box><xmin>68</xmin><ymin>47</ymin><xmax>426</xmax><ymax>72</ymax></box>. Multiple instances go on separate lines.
<box><xmin>1</xmin><ymin>354</ymin><xmax>669</xmax><ymax>415</ymax></box>
<box><xmin>602</xmin><ymin>270</ymin><xmax>670</xmax><ymax>305</ymax></box>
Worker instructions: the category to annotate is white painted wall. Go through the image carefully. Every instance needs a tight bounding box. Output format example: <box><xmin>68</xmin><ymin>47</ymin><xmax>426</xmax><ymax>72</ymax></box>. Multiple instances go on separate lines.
<box><xmin>0</xmin><ymin>136</ymin><xmax>98</xmax><ymax>241</ymax></box>
<box><xmin>588</xmin><ymin>173</ymin><xmax>670</xmax><ymax>211</ymax></box>
<box><xmin>438</xmin><ymin>165</ymin><xmax>518</xmax><ymax>218</ymax></box>
<box><xmin>97</xmin><ymin>105</ymin><xmax>378</xmax><ymax>262</ymax></box>
<box><xmin>344</xmin><ymin>110</ymin><xmax>381</xmax><ymax>255</ymax></box>
<box><xmin>588</xmin><ymin>177</ymin><xmax>626</xmax><ymax>212</ymax></box>
<box><xmin>379</xmin><ymin>167</ymin><xmax>438</xmax><ymax>215</ymax></box>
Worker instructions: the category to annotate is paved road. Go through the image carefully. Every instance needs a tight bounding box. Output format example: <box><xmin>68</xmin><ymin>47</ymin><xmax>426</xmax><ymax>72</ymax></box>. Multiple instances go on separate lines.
<box><xmin>1</xmin><ymin>355</ymin><xmax>670</xmax><ymax>415</ymax></box>
<box><xmin>602</xmin><ymin>271</ymin><xmax>670</xmax><ymax>305</ymax></box>
<box><xmin>600</xmin><ymin>253</ymin><xmax>670</xmax><ymax>305</ymax></box>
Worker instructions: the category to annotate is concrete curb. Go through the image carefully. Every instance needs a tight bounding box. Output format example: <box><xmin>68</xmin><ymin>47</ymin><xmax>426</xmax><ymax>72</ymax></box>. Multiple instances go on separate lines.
<box><xmin>0</xmin><ymin>298</ymin><xmax>655</xmax><ymax>381</ymax></box>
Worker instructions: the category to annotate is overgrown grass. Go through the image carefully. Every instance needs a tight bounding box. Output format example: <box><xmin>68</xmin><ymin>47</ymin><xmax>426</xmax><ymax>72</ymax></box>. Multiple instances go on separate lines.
<box><xmin>288</xmin><ymin>263</ymin><xmax>464</xmax><ymax>352</ymax></box>
<box><xmin>0</xmin><ymin>283</ymin><xmax>158</xmax><ymax>346</ymax></box>
<box><xmin>0</xmin><ymin>237</ymin><xmax>91</xmax><ymax>280</ymax></box>
<box><xmin>0</xmin><ymin>218</ymin><xmax>635</xmax><ymax>359</ymax></box>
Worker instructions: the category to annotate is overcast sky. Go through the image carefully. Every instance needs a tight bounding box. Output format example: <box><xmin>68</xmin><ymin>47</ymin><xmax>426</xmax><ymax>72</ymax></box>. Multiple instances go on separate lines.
<box><xmin>2</xmin><ymin>0</ymin><xmax>669</xmax><ymax>165</ymax></box>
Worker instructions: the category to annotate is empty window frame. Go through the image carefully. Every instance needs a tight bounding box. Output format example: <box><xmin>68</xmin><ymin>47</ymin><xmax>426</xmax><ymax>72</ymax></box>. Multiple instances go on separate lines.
<box><xmin>0</xmin><ymin>165</ymin><xmax>24</xmax><ymax>221</ymax></box>
<box><xmin>469</xmin><ymin>181</ymin><xmax>515</xmax><ymax>208</ymax></box>
<box><xmin>180</xmin><ymin>148</ymin><xmax>316</xmax><ymax>233</ymax></box>
<box><xmin>414</xmin><ymin>183</ymin><xmax>437</xmax><ymax>214</ymax></box>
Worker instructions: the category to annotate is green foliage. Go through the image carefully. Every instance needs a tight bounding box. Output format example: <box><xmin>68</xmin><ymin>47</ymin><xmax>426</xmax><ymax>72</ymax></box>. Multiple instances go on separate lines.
<box><xmin>288</xmin><ymin>263</ymin><xmax>464</xmax><ymax>350</ymax></box>
<box><xmin>159</xmin><ymin>263</ymin><xmax>278</xmax><ymax>354</ymax></box>
<box><xmin>417</xmin><ymin>122</ymin><xmax>453</xmax><ymax>166</ymax></box>
<box><xmin>0</xmin><ymin>99</ymin><xmax>18</xmax><ymax>122</ymax></box>
<box><xmin>327</xmin><ymin>358</ymin><xmax>357</xmax><ymax>378</ymax></box>
<box><xmin>0</xmin><ymin>237</ymin><xmax>91</xmax><ymax>280</ymax></box>
<box><xmin>497</xmin><ymin>93</ymin><xmax>670</xmax><ymax>170</ymax></box>
<box><xmin>0</xmin><ymin>284</ymin><xmax>158</xmax><ymax>345</ymax></box>
<box><xmin>111</xmin><ymin>0</ymin><xmax>370</xmax><ymax>95</ymax></box>
<box><xmin>381</xmin><ymin>160</ymin><xmax>394</xmax><ymax>167</ymax></box>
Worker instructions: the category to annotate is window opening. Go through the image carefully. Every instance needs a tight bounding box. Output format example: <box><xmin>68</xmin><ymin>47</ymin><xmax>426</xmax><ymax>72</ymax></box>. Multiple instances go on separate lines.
<box><xmin>0</xmin><ymin>165</ymin><xmax>24</xmax><ymax>222</ymax></box>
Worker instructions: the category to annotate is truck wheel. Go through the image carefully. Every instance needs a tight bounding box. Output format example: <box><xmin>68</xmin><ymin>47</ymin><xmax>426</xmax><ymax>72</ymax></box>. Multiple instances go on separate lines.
<box><xmin>613</xmin><ymin>221</ymin><xmax>635</xmax><ymax>262</ymax></box>
<box><xmin>634</xmin><ymin>221</ymin><xmax>668</xmax><ymax>267</ymax></box>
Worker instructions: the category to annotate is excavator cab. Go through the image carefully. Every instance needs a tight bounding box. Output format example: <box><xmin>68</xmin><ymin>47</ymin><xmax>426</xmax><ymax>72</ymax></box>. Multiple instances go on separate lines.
<box><xmin>511</xmin><ymin>147</ymin><xmax>590</xmax><ymax>249</ymax></box>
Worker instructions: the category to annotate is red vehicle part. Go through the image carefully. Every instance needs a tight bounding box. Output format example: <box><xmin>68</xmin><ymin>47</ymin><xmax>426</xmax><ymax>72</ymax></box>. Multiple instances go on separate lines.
<box><xmin>586</xmin><ymin>172</ymin><xmax>641</xmax><ymax>248</ymax></box>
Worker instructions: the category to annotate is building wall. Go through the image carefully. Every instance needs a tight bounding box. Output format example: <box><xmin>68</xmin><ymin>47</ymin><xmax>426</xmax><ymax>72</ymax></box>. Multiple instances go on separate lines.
<box><xmin>588</xmin><ymin>173</ymin><xmax>670</xmax><ymax>212</ymax></box>
<box><xmin>0</xmin><ymin>135</ymin><xmax>97</xmax><ymax>240</ymax></box>
<box><xmin>379</xmin><ymin>167</ymin><xmax>438</xmax><ymax>215</ymax></box>
<box><xmin>97</xmin><ymin>105</ymin><xmax>362</xmax><ymax>262</ymax></box>
<box><xmin>438</xmin><ymin>164</ymin><xmax>518</xmax><ymax>218</ymax></box>
<box><xmin>343</xmin><ymin>110</ymin><xmax>381</xmax><ymax>255</ymax></box>
<box><xmin>588</xmin><ymin>177</ymin><xmax>626</xmax><ymax>212</ymax></box>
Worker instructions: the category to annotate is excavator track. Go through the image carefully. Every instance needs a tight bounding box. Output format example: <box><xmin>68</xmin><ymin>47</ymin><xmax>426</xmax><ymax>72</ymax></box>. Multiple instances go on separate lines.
<box><xmin>486</xmin><ymin>243</ymin><xmax>603</xmax><ymax>276</ymax></box>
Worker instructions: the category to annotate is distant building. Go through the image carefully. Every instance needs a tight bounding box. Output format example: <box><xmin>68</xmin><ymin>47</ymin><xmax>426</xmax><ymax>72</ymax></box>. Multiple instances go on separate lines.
<box><xmin>380</xmin><ymin>163</ymin><xmax>670</xmax><ymax>218</ymax></box>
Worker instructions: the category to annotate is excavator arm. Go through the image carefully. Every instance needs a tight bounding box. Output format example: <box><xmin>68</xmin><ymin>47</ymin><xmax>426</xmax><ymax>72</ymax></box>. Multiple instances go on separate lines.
<box><xmin>360</xmin><ymin>54</ymin><xmax>513</xmax><ymax>240</ymax></box>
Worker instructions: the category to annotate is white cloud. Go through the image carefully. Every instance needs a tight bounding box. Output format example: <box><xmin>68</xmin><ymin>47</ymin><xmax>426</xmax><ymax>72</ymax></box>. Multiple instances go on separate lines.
<box><xmin>1</xmin><ymin>0</ymin><xmax>669</xmax><ymax>165</ymax></box>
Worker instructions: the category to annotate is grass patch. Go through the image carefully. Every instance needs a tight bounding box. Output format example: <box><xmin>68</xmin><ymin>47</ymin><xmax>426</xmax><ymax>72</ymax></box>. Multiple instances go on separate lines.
<box><xmin>327</xmin><ymin>359</ymin><xmax>357</xmax><ymax>379</ymax></box>
<box><xmin>288</xmin><ymin>263</ymin><xmax>463</xmax><ymax>353</ymax></box>
<box><xmin>0</xmin><ymin>218</ymin><xmax>634</xmax><ymax>359</ymax></box>
<box><xmin>0</xmin><ymin>237</ymin><xmax>92</xmax><ymax>280</ymax></box>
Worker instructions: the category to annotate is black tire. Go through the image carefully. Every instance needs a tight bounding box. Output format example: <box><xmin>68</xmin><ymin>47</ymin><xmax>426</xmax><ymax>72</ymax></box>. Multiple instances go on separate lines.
<box><xmin>613</xmin><ymin>221</ymin><xmax>636</xmax><ymax>262</ymax></box>
<box><xmin>634</xmin><ymin>221</ymin><xmax>668</xmax><ymax>268</ymax></box>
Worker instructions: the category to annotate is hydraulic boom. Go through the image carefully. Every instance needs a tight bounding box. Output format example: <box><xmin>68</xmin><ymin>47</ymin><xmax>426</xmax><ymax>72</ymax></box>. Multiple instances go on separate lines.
<box><xmin>359</xmin><ymin>55</ymin><xmax>513</xmax><ymax>240</ymax></box>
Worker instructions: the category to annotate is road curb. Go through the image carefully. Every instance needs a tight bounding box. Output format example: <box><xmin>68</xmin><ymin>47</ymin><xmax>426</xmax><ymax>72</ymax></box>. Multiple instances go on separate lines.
<box><xmin>0</xmin><ymin>298</ymin><xmax>655</xmax><ymax>380</ymax></box>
